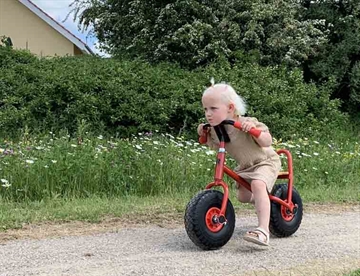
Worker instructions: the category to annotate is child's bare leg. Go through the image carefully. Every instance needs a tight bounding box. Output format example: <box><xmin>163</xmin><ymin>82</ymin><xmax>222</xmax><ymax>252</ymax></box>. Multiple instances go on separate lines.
<box><xmin>250</xmin><ymin>180</ymin><xmax>270</xmax><ymax>233</ymax></box>
<box><xmin>236</xmin><ymin>184</ymin><xmax>254</xmax><ymax>203</ymax></box>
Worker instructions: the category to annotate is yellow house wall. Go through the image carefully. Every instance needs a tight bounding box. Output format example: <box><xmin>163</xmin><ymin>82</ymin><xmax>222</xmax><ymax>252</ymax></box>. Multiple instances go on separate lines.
<box><xmin>0</xmin><ymin>0</ymin><xmax>76</xmax><ymax>57</ymax></box>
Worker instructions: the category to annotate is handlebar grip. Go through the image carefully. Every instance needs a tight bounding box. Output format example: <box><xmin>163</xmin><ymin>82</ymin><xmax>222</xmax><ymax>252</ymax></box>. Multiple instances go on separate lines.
<box><xmin>199</xmin><ymin>135</ymin><xmax>207</xmax><ymax>144</ymax></box>
<box><xmin>233</xmin><ymin>121</ymin><xmax>242</xmax><ymax>129</ymax></box>
<box><xmin>199</xmin><ymin>129</ymin><xmax>208</xmax><ymax>144</ymax></box>
<box><xmin>248</xmin><ymin>128</ymin><xmax>262</xmax><ymax>138</ymax></box>
<box><xmin>233</xmin><ymin>121</ymin><xmax>262</xmax><ymax>138</ymax></box>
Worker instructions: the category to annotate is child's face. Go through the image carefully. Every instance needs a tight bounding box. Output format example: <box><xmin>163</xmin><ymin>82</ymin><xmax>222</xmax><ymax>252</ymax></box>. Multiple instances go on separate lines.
<box><xmin>202</xmin><ymin>91</ymin><xmax>233</xmax><ymax>126</ymax></box>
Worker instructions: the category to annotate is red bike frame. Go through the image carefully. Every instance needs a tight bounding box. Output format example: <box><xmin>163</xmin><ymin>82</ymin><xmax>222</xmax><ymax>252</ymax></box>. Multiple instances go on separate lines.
<box><xmin>201</xmin><ymin>123</ymin><xmax>296</xmax><ymax>221</ymax></box>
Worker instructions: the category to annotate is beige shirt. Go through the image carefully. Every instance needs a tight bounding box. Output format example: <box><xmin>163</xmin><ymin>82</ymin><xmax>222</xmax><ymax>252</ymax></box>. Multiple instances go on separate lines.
<box><xmin>206</xmin><ymin>117</ymin><xmax>281</xmax><ymax>190</ymax></box>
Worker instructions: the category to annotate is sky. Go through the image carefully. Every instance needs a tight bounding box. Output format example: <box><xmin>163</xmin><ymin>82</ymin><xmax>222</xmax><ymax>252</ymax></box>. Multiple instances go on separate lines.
<box><xmin>31</xmin><ymin>0</ymin><xmax>106</xmax><ymax>56</ymax></box>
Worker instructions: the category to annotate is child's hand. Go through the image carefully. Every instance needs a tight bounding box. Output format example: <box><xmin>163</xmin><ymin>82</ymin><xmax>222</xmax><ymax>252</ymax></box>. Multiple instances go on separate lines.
<box><xmin>241</xmin><ymin>121</ymin><xmax>256</xmax><ymax>133</ymax></box>
<box><xmin>197</xmin><ymin>123</ymin><xmax>205</xmax><ymax>136</ymax></box>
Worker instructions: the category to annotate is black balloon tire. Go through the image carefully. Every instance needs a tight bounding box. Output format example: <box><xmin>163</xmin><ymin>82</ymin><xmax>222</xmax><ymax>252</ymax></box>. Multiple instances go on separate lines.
<box><xmin>270</xmin><ymin>184</ymin><xmax>303</xmax><ymax>237</ymax></box>
<box><xmin>184</xmin><ymin>189</ymin><xmax>236</xmax><ymax>250</ymax></box>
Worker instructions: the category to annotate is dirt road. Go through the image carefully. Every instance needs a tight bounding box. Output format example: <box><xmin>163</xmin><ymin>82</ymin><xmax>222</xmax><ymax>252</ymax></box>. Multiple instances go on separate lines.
<box><xmin>0</xmin><ymin>205</ymin><xmax>359</xmax><ymax>276</ymax></box>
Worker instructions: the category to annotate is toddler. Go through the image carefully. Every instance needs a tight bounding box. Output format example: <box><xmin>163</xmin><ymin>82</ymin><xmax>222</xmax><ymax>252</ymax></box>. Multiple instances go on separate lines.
<box><xmin>197</xmin><ymin>81</ymin><xmax>281</xmax><ymax>246</ymax></box>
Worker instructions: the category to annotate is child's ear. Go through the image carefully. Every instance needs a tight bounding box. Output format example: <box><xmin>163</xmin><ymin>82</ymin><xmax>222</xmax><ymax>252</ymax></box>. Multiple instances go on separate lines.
<box><xmin>228</xmin><ymin>103</ymin><xmax>235</xmax><ymax>113</ymax></box>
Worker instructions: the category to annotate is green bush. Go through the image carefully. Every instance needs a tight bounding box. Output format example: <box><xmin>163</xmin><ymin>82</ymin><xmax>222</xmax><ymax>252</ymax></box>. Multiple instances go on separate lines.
<box><xmin>0</xmin><ymin>46</ymin><xmax>348</xmax><ymax>140</ymax></box>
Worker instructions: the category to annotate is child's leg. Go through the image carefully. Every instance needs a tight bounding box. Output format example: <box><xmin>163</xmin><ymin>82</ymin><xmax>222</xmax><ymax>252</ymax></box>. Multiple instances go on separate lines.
<box><xmin>243</xmin><ymin>179</ymin><xmax>270</xmax><ymax>246</ymax></box>
<box><xmin>236</xmin><ymin>184</ymin><xmax>254</xmax><ymax>203</ymax></box>
<box><xmin>250</xmin><ymin>179</ymin><xmax>270</xmax><ymax>232</ymax></box>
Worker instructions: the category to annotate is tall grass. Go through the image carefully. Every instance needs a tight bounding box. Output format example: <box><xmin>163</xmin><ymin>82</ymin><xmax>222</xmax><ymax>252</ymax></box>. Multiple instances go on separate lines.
<box><xmin>0</xmin><ymin>130</ymin><xmax>359</xmax><ymax>202</ymax></box>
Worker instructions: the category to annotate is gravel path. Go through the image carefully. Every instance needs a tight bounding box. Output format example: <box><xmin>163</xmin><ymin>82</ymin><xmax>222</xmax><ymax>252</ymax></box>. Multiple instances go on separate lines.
<box><xmin>0</xmin><ymin>209</ymin><xmax>359</xmax><ymax>276</ymax></box>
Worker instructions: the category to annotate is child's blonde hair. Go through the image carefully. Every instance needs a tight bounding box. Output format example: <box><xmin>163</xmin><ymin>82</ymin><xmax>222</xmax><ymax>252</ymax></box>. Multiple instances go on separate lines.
<box><xmin>203</xmin><ymin>79</ymin><xmax>247</xmax><ymax>116</ymax></box>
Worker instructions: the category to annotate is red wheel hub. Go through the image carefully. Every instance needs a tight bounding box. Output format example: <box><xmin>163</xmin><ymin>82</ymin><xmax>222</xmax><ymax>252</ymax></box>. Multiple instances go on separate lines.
<box><xmin>281</xmin><ymin>202</ymin><xmax>296</xmax><ymax>222</ymax></box>
<box><xmin>205</xmin><ymin>207</ymin><xmax>224</xmax><ymax>233</ymax></box>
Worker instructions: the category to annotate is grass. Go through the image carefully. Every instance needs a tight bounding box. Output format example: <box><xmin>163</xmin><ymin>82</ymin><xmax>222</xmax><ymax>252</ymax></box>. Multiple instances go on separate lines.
<box><xmin>0</xmin><ymin>195</ymin><xmax>187</xmax><ymax>230</ymax></box>
<box><xmin>345</xmin><ymin>269</ymin><xmax>360</xmax><ymax>276</ymax></box>
<box><xmin>0</xmin><ymin>131</ymin><xmax>359</xmax><ymax>229</ymax></box>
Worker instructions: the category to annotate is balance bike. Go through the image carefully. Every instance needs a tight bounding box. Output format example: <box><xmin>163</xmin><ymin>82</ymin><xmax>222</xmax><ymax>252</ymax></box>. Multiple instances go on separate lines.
<box><xmin>184</xmin><ymin>120</ymin><xmax>303</xmax><ymax>250</ymax></box>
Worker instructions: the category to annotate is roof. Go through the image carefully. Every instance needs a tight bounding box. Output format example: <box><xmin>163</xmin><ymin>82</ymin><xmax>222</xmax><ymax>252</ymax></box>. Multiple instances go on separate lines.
<box><xmin>18</xmin><ymin>0</ymin><xmax>94</xmax><ymax>55</ymax></box>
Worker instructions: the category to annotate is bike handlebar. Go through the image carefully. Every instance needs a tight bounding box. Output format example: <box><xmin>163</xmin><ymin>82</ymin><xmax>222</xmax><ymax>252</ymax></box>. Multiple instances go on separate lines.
<box><xmin>199</xmin><ymin>120</ymin><xmax>262</xmax><ymax>144</ymax></box>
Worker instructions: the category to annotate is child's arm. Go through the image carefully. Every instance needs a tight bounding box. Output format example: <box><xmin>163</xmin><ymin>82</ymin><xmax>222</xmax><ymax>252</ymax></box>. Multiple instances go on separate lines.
<box><xmin>253</xmin><ymin>131</ymin><xmax>273</xmax><ymax>147</ymax></box>
<box><xmin>197</xmin><ymin>124</ymin><xmax>219</xmax><ymax>150</ymax></box>
<box><xmin>242</xmin><ymin>119</ymin><xmax>273</xmax><ymax>147</ymax></box>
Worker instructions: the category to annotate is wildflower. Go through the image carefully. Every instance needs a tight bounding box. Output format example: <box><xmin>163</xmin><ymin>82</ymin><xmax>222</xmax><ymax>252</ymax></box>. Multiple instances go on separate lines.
<box><xmin>287</xmin><ymin>144</ymin><xmax>296</xmax><ymax>148</ymax></box>
<box><xmin>26</xmin><ymin>159</ymin><xmax>34</xmax><ymax>164</ymax></box>
<box><xmin>44</xmin><ymin>165</ymin><xmax>49</xmax><ymax>169</ymax></box>
<box><xmin>97</xmin><ymin>135</ymin><xmax>103</xmax><ymax>140</ymax></box>
<box><xmin>135</xmin><ymin>145</ymin><xmax>142</xmax><ymax>150</ymax></box>
<box><xmin>313</xmin><ymin>141</ymin><xmax>319</xmax><ymax>144</ymax></box>
<box><xmin>304</xmin><ymin>169</ymin><xmax>308</xmax><ymax>172</ymax></box>
<box><xmin>325</xmin><ymin>172</ymin><xmax>329</xmax><ymax>175</ymax></box>
<box><xmin>153</xmin><ymin>141</ymin><xmax>159</xmax><ymax>145</ymax></box>
<box><xmin>335</xmin><ymin>151</ymin><xmax>340</xmax><ymax>155</ymax></box>
<box><xmin>313</xmin><ymin>152</ymin><xmax>319</xmax><ymax>156</ymax></box>
<box><xmin>51</xmin><ymin>160</ymin><xmax>57</xmax><ymax>163</ymax></box>
<box><xmin>312</xmin><ymin>167</ymin><xmax>318</xmax><ymax>170</ymax></box>
<box><xmin>3</xmin><ymin>149</ymin><xmax>14</xmax><ymax>155</ymax></box>
<box><xmin>205</xmin><ymin>150</ymin><xmax>215</xmax><ymax>155</ymax></box>
<box><xmin>71</xmin><ymin>144</ymin><xmax>77</xmax><ymax>148</ymax></box>
<box><xmin>1</xmin><ymin>179</ymin><xmax>10</xmax><ymax>188</ymax></box>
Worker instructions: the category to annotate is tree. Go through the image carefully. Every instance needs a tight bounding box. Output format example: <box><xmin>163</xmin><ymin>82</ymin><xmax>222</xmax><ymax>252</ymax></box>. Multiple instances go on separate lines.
<box><xmin>301</xmin><ymin>0</ymin><xmax>360</xmax><ymax>114</ymax></box>
<box><xmin>70</xmin><ymin>0</ymin><xmax>329</xmax><ymax>68</ymax></box>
